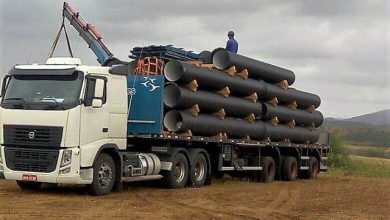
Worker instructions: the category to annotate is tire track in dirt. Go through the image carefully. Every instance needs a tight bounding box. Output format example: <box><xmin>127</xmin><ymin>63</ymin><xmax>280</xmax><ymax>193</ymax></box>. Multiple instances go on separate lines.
<box><xmin>260</xmin><ymin>189</ymin><xmax>300</xmax><ymax>219</ymax></box>
<box><xmin>132</xmin><ymin>190</ymin><xmax>264</xmax><ymax>219</ymax></box>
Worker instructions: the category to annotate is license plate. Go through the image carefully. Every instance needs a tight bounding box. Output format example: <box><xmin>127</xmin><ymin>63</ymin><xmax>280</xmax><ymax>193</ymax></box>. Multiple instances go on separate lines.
<box><xmin>22</xmin><ymin>174</ymin><xmax>38</xmax><ymax>182</ymax></box>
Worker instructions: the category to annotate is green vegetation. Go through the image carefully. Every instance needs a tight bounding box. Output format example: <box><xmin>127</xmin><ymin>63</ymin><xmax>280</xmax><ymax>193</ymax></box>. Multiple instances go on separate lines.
<box><xmin>339</xmin><ymin>128</ymin><xmax>390</xmax><ymax>147</ymax></box>
<box><xmin>328</xmin><ymin>136</ymin><xmax>390</xmax><ymax>178</ymax></box>
<box><xmin>345</xmin><ymin>145</ymin><xmax>390</xmax><ymax>159</ymax></box>
<box><xmin>323</xmin><ymin>119</ymin><xmax>390</xmax><ymax>148</ymax></box>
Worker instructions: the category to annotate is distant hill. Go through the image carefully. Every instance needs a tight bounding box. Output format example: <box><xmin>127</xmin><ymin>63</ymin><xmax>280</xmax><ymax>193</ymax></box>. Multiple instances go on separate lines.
<box><xmin>322</xmin><ymin>119</ymin><xmax>372</xmax><ymax>129</ymax></box>
<box><xmin>346</xmin><ymin>109</ymin><xmax>390</xmax><ymax>126</ymax></box>
<box><xmin>323</xmin><ymin>109</ymin><xmax>390</xmax><ymax>147</ymax></box>
<box><xmin>324</xmin><ymin>109</ymin><xmax>390</xmax><ymax>128</ymax></box>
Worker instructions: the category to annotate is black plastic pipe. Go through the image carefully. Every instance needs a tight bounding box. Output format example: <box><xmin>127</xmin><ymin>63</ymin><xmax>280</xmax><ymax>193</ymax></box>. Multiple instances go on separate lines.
<box><xmin>265</xmin><ymin>124</ymin><xmax>319</xmax><ymax>143</ymax></box>
<box><xmin>164</xmin><ymin>60</ymin><xmax>268</xmax><ymax>96</ymax></box>
<box><xmin>164</xmin><ymin>84</ymin><xmax>263</xmax><ymax>117</ymax></box>
<box><xmin>266</xmin><ymin>85</ymin><xmax>321</xmax><ymax>108</ymax></box>
<box><xmin>262</xmin><ymin>103</ymin><xmax>324</xmax><ymax>127</ymax></box>
<box><xmin>212</xmin><ymin>48</ymin><xmax>295</xmax><ymax>85</ymax></box>
<box><xmin>164</xmin><ymin>111</ymin><xmax>319</xmax><ymax>143</ymax></box>
<box><xmin>164</xmin><ymin>60</ymin><xmax>320</xmax><ymax>109</ymax></box>
<box><xmin>199</xmin><ymin>50</ymin><xmax>212</xmax><ymax>63</ymax></box>
<box><xmin>164</xmin><ymin>110</ymin><xmax>267</xmax><ymax>139</ymax></box>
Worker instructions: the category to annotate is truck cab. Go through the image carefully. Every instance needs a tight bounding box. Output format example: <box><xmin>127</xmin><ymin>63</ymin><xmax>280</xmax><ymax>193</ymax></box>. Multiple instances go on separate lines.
<box><xmin>0</xmin><ymin>58</ymin><xmax>129</xmax><ymax>193</ymax></box>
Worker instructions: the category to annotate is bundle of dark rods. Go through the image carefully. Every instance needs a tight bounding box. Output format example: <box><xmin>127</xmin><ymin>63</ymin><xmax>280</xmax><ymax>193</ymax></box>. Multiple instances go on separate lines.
<box><xmin>163</xmin><ymin>48</ymin><xmax>323</xmax><ymax>144</ymax></box>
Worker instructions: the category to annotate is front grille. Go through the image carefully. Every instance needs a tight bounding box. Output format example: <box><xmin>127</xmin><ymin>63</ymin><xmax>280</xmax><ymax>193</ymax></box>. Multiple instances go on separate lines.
<box><xmin>4</xmin><ymin>125</ymin><xmax>63</xmax><ymax>147</ymax></box>
<box><xmin>5</xmin><ymin>147</ymin><xmax>59</xmax><ymax>173</ymax></box>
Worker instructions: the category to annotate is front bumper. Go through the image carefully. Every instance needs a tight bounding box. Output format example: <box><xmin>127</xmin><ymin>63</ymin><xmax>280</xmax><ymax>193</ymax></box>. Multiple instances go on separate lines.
<box><xmin>0</xmin><ymin>146</ymin><xmax>93</xmax><ymax>184</ymax></box>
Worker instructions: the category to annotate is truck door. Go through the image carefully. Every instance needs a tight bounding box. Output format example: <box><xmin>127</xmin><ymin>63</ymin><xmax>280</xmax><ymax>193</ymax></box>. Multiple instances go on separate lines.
<box><xmin>80</xmin><ymin>75</ymin><xmax>109</xmax><ymax>146</ymax></box>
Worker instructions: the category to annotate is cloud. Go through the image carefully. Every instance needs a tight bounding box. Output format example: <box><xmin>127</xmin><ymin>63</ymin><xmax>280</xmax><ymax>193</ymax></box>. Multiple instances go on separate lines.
<box><xmin>0</xmin><ymin>0</ymin><xmax>388</xmax><ymax>118</ymax></box>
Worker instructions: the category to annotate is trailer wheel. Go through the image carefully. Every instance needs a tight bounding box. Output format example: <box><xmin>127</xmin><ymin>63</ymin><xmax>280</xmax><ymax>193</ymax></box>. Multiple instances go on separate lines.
<box><xmin>301</xmin><ymin>157</ymin><xmax>319</xmax><ymax>179</ymax></box>
<box><xmin>308</xmin><ymin>157</ymin><xmax>319</xmax><ymax>179</ymax></box>
<box><xmin>16</xmin><ymin>181</ymin><xmax>42</xmax><ymax>191</ymax></box>
<box><xmin>260</xmin><ymin>157</ymin><xmax>275</xmax><ymax>183</ymax></box>
<box><xmin>88</xmin><ymin>153</ymin><xmax>116</xmax><ymax>196</ymax></box>
<box><xmin>162</xmin><ymin>152</ymin><xmax>189</xmax><ymax>188</ymax></box>
<box><xmin>191</xmin><ymin>153</ymin><xmax>208</xmax><ymax>187</ymax></box>
<box><xmin>282</xmin><ymin>156</ymin><xmax>298</xmax><ymax>181</ymax></box>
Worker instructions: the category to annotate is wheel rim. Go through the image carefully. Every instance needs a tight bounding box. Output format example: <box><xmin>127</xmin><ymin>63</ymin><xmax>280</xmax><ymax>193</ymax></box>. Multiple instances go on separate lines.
<box><xmin>174</xmin><ymin>161</ymin><xmax>185</xmax><ymax>183</ymax></box>
<box><xmin>194</xmin><ymin>159</ymin><xmax>206</xmax><ymax>182</ymax></box>
<box><xmin>98</xmin><ymin>163</ymin><xmax>113</xmax><ymax>188</ymax></box>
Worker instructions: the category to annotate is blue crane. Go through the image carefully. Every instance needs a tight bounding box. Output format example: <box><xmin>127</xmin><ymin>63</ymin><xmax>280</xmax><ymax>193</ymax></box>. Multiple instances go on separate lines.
<box><xmin>62</xmin><ymin>2</ymin><xmax>121</xmax><ymax>66</ymax></box>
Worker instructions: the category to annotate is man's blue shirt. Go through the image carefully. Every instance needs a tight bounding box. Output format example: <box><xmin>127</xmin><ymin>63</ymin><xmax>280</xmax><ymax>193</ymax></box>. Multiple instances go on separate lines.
<box><xmin>226</xmin><ymin>38</ymin><xmax>238</xmax><ymax>53</ymax></box>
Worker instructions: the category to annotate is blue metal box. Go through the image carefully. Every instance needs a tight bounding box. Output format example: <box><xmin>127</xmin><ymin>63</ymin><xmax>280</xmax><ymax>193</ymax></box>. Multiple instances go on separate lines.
<box><xmin>127</xmin><ymin>75</ymin><xmax>164</xmax><ymax>135</ymax></box>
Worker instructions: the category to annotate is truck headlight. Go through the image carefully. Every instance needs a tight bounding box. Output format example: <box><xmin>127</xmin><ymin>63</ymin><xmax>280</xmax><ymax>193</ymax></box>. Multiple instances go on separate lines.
<box><xmin>60</xmin><ymin>150</ymin><xmax>72</xmax><ymax>167</ymax></box>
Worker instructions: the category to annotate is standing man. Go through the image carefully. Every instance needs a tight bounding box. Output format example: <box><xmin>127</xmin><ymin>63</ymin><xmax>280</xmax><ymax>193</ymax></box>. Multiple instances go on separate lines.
<box><xmin>226</xmin><ymin>31</ymin><xmax>238</xmax><ymax>53</ymax></box>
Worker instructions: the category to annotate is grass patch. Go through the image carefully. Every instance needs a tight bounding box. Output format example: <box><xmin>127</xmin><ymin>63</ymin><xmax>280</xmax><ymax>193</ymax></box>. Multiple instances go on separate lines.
<box><xmin>345</xmin><ymin>145</ymin><xmax>390</xmax><ymax>159</ymax></box>
<box><xmin>328</xmin><ymin>136</ymin><xmax>390</xmax><ymax>178</ymax></box>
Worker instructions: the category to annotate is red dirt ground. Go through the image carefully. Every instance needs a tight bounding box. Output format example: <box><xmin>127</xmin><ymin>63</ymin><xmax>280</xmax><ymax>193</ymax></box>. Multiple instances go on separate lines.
<box><xmin>0</xmin><ymin>174</ymin><xmax>389</xmax><ymax>219</ymax></box>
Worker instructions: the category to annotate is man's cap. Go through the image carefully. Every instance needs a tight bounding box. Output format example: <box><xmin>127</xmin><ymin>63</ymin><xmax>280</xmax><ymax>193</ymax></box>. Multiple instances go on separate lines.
<box><xmin>228</xmin><ymin>31</ymin><xmax>234</xmax><ymax>36</ymax></box>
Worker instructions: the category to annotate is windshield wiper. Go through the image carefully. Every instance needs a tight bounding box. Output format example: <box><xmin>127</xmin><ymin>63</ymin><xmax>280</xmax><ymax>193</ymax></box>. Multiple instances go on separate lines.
<box><xmin>2</xmin><ymin>97</ymin><xmax>26</xmax><ymax>106</ymax></box>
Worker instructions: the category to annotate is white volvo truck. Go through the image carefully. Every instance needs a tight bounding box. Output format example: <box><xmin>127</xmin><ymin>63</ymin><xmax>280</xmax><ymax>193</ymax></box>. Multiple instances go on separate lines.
<box><xmin>0</xmin><ymin>58</ymin><xmax>175</xmax><ymax>195</ymax></box>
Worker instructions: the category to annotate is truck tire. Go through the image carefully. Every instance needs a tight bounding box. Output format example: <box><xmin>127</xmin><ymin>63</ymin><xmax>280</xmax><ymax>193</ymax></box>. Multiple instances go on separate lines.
<box><xmin>162</xmin><ymin>152</ymin><xmax>189</xmax><ymax>189</ymax></box>
<box><xmin>300</xmin><ymin>157</ymin><xmax>319</xmax><ymax>179</ymax></box>
<box><xmin>260</xmin><ymin>157</ymin><xmax>275</xmax><ymax>183</ymax></box>
<box><xmin>16</xmin><ymin>181</ymin><xmax>42</xmax><ymax>190</ymax></box>
<box><xmin>191</xmin><ymin>153</ymin><xmax>208</xmax><ymax>187</ymax></box>
<box><xmin>282</xmin><ymin>156</ymin><xmax>298</xmax><ymax>181</ymax></box>
<box><xmin>308</xmin><ymin>157</ymin><xmax>319</xmax><ymax>179</ymax></box>
<box><xmin>88</xmin><ymin>153</ymin><xmax>116</xmax><ymax>196</ymax></box>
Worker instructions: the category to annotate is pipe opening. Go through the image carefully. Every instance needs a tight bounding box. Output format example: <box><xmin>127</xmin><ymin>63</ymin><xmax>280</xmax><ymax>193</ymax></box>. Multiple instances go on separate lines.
<box><xmin>163</xmin><ymin>110</ymin><xmax>183</xmax><ymax>132</ymax></box>
<box><xmin>164</xmin><ymin>60</ymin><xmax>184</xmax><ymax>82</ymax></box>
<box><xmin>163</xmin><ymin>84</ymin><xmax>181</xmax><ymax>107</ymax></box>
<box><xmin>213</xmin><ymin>49</ymin><xmax>230</xmax><ymax>70</ymax></box>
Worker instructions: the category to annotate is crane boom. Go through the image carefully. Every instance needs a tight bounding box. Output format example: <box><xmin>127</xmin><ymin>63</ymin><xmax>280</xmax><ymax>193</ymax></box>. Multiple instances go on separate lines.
<box><xmin>62</xmin><ymin>2</ymin><xmax>120</xmax><ymax>66</ymax></box>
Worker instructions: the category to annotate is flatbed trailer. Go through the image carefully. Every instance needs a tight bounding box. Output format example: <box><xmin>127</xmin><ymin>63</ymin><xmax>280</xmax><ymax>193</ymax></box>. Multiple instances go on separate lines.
<box><xmin>129</xmin><ymin>133</ymin><xmax>329</xmax><ymax>182</ymax></box>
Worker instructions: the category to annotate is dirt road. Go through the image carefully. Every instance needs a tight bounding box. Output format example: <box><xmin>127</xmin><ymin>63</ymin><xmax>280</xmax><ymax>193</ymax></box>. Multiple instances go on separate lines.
<box><xmin>0</xmin><ymin>175</ymin><xmax>389</xmax><ymax>219</ymax></box>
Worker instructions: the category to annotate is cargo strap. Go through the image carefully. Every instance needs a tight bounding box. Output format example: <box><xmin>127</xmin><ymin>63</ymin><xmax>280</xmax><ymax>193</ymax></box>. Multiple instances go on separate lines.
<box><xmin>48</xmin><ymin>17</ymin><xmax>73</xmax><ymax>58</ymax></box>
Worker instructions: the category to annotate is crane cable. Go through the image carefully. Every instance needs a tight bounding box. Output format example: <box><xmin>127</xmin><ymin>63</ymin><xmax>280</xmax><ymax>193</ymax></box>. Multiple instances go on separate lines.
<box><xmin>48</xmin><ymin>16</ymin><xmax>74</xmax><ymax>58</ymax></box>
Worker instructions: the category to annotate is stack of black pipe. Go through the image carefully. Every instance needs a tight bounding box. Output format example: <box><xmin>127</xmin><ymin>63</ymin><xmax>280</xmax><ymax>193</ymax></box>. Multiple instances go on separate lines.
<box><xmin>163</xmin><ymin>48</ymin><xmax>323</xmax><ymax>144</ymax></box>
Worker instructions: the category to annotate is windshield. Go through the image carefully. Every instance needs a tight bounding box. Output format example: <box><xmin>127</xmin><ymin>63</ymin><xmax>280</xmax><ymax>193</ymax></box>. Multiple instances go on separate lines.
<box><xmin>1</xmin><ymin>71</ymin><xmax>83</xmax><ymax>110</ymax></box>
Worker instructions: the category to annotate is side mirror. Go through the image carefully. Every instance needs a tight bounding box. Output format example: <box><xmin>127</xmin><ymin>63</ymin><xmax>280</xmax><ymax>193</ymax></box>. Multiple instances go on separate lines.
<box><xmin>92</xmin><ymin>99</ymin><xmax>103</xmax><ymax>108</ymax></box>
<box><xmin>94</xmin><ymin>79</ymin><xmax>105</xmax><ymax>98</ymax></box>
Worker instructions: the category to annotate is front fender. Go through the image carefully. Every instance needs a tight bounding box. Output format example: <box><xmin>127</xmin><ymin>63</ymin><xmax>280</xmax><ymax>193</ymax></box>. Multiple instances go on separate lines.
<box><xmin>80</xmin><ymin>139</ymin><xmax>111</xmax><ymax>167</ymax></box>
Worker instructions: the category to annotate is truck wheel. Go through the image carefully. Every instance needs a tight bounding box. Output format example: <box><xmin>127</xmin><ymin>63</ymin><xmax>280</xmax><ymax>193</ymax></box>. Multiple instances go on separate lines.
<box><xmin>191</xmin><ymin>153</ymin><xmax>208</xmax><ymax>187</ymax></box>
<box><xmin>162</xmin><ymin>152</ymin><xmax>189</xmax><ymax>189</ymax></box>
<box><xmin>282</xmin><ymin>156</ymin><xmax>298</xmax><ymax>181</ymax></box>
<box><xmin>301</xmin><ymin>157</ymin><xmax>319</xmax><ymax>179</ymax></box>
<box><xmin>16</xmin><ymin>181</ymin><xmax>42</xmax><ymax>190</ymax></box>
<box><xmin>260</xmin><ymin>157</ymin><xmax>275</xmax><ymax>183</ymax></box>
<box><xmin>88</xmin><ymin>153</ymin><xmax>116</xmax><ymax>196</ymax></box>
<box><xmin>308</xmin><ymin>157</ymin><xmax>319</xmax><ymax>179</ymax></box>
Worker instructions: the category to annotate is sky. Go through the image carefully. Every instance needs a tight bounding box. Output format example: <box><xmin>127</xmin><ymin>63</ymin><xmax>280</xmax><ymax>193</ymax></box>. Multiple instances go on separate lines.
<box><xmin>0</xmin><ymin>0</ymin><xmax>389</xmax><ymax>118</ymax></box>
